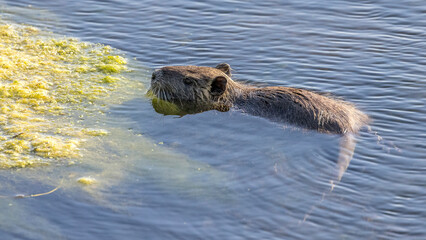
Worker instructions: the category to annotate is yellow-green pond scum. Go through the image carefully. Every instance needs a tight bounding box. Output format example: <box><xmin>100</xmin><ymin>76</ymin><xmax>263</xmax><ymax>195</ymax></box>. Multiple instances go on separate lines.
<box><xmin>0</xmin><ymin>21</ymin><xmax>143</xmax><ymax>168</ymax></box>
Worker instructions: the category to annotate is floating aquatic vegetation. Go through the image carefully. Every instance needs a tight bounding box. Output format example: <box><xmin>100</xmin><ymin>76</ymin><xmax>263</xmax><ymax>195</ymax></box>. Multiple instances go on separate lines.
<box><xmin>77</xmin><ymin>176</ymin><xmax>97</xmax><ymax>185</ymax></box>
<box><xmin>0</xmin><ymin>20</ymin><xmax>143</xmax><ymax>168</ymax></box>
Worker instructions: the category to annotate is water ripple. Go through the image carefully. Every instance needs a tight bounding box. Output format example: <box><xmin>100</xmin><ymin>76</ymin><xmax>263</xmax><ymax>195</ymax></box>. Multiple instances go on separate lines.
<box><xmin>2</xmin><ymin>0</ymin><xmax>425</xmax><ymax>239</ymax></box>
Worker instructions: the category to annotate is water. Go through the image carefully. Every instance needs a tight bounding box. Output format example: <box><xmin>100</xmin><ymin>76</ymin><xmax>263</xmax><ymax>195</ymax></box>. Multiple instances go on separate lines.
<box><xmin>1</xmin><ymin>0</ymin><xmax>425</xmax><ymax>239</ymax></box>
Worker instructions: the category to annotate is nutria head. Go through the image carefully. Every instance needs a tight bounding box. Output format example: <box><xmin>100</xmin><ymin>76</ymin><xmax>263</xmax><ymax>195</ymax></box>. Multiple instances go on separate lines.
<box><xmin>149</xmin><ymin>63</ymin><xmax>234</xmax><ymax>113</ymax></box>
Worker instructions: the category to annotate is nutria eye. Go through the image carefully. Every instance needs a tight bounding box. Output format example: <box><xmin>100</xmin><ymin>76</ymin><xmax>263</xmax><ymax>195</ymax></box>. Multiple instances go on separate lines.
<box><xmin>183</xmin><ymin>78</ymin><xmax>193</xmax><ymax>85</ymax></box>
<box><xmin>151</xmin><ymin>73</ymin><xmax>156</xmax><ymax>81</ymax></box>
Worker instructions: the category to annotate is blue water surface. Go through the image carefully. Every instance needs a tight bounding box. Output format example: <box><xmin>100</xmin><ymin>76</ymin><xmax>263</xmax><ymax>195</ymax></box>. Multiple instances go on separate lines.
<box><xmin>1</xmin><ymin>0</ymin><xmax>425</xmax><ymax>239</ymax></box>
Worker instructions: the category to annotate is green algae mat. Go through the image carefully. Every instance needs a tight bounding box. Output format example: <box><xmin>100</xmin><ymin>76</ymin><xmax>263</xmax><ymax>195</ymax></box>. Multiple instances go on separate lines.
<box><xmin>0</xmin><ymin>21</ymin><xmax>143</xmax><ymax>168</ymax></box>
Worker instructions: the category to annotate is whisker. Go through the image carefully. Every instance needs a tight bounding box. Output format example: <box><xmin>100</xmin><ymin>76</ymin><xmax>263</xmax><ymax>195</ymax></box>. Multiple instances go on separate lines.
<box><xmin>156</xmin><ymin>88</ymin><xmax>162</xmax><ymax>100</ymax></box>
<box><xmin>161</xmin><ymin>89</ymin><xmax>168</xmax><ymax>101</ymax></box>
<box><xmin>161</xmin><ymin>89</ymin><xmax>166</xmax><ymax>101</ymax></box>
<box><xmin>165</xmin><ymin>90</ymin><xmax>170</xmax><ymax>101</ymax></box>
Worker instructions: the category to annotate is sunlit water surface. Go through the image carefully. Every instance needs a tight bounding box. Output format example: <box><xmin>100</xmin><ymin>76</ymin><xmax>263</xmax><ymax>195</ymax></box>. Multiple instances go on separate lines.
<box><xmin>1</xmin><ymin>0</ymin><xmax>425</xmax><ymax>239</ymax></box>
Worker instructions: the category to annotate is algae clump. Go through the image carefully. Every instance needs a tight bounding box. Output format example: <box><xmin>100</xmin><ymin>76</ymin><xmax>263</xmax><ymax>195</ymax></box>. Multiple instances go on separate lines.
<box><xmin>77</xmin><ymin>176</ymin><xmax>97</xmax><ymax>185</ymax></box>
<box><xmin>0</xmin><ymin>21</ymin><xmax>143</xmax><ymax>168</ymax></box>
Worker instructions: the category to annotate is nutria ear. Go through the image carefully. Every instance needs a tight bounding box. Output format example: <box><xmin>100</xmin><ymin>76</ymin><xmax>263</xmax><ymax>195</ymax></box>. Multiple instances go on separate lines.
<box><xmin>215</xmin><ymin>63</ymin><xmax>232</xmax><ymax>77</ymax></box>
<box><xmin>211</xmin><ymin>76</ymin><xmax>227</xmax><ymax>96</ymax></box>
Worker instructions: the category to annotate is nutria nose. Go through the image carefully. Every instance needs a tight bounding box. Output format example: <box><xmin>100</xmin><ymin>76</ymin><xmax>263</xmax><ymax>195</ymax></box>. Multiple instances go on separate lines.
<box><xmin>151</xmin><ymin>69</ymin><xmax>161</xmax><ymax>82</ymax></box>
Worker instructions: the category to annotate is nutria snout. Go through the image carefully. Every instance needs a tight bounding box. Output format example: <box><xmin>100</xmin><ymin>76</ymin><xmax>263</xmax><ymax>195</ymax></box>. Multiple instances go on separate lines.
<box><xmin>149</xmin><ymin>63</ymin><xmax>369</xmax><ymax>134</ymax></box>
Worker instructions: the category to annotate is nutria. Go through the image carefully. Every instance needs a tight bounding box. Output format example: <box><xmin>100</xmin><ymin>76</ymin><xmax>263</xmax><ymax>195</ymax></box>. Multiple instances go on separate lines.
<box><xmin>149</xmin><ymin>63</ymin><xmax>370</xmax><ymax>218</ymax></box>
<box><xmin>149</xmin><ymin>63</ymin><xmax>369</xmax><ymax>134</ymax></box>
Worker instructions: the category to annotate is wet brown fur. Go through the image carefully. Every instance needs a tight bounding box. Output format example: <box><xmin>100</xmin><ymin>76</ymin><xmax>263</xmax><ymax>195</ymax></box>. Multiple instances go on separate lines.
<box><xmin>150</xmin><ymin>63</ymin><xmax>369</xmax><ymax>134</ymax></box>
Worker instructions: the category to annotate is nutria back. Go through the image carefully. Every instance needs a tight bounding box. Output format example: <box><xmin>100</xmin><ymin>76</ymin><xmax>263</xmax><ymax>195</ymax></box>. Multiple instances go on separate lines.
<box><xmin>149</xmin><ymin>63</ymin><xmax>369</xmax><ymax>134</ymax></box>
